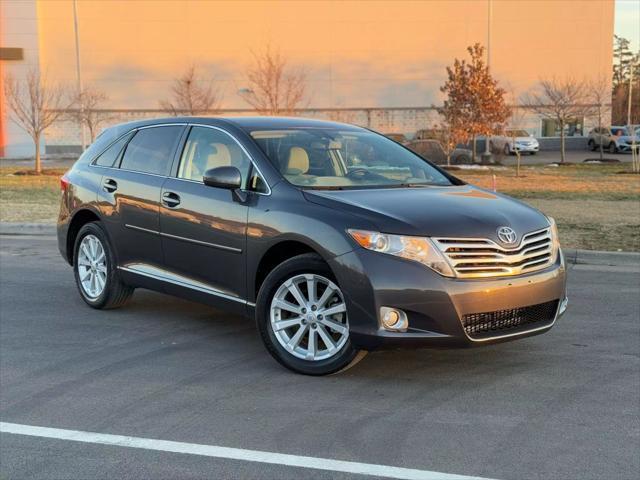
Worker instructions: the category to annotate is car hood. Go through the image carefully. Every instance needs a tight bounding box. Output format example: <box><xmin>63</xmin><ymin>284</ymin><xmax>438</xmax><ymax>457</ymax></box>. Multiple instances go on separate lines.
<box><xmin>453</xmin><ymin>147</ymin><xmax>473</xmax><ymax>155</ymax></box>
<box><xmin>513</xmin><ymin>136</ymin><xmax>537</xmax><ymax>143</ymax></box>
<box><xmin>617</xmin><ymin>135</ymin><xmax>638</xmax><ymax>142</ymax></box>
<box><xmin>303</xmin><ymin>184</ymin><xmax>550</xmax><ymax>242</ymax></box>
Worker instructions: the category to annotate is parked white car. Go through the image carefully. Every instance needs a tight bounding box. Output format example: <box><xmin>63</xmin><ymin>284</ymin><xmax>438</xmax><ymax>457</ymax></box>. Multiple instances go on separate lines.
<box><xmin>492</xmin><ymin>130</ymin><xmax>539</xmax><ymax>155</ymax></box>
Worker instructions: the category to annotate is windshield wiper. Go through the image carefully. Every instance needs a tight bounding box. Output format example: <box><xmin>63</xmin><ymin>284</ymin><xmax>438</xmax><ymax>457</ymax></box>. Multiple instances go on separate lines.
<box><xmin>304</xmin><ymin>185</ymin><xmax>347</xmax><ymax>190</ymax></box>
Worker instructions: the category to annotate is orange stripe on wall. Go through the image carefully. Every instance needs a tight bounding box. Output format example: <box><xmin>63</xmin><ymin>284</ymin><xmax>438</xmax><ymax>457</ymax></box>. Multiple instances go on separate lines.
<box><xmin>0</xmin><ymin>67</ymin><xmax>5</xmax><ymax>158</ymax></box>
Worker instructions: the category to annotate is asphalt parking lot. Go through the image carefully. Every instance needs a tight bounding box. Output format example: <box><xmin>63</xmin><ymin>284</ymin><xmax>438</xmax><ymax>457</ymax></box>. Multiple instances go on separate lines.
<box><xmin>1</xmin><ymin>235</ymin><xmax>639</xmax><ymax>480</ymax></box>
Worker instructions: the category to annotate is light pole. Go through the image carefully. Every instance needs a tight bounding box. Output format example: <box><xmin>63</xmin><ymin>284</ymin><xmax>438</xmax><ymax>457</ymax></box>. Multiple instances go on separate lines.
<box><xmin>482</xmin><ymin>0</ymin><xmax>493</xmax><ymax>163</ymax></box>
<box><xmin>73</xmin><ymin>0</ymin><xmax>86</xmax><ymax>151</ymax></box>
<box><xmin>629</xmin><ymin>60</ymin><xmax>638</xmax><ymax>173</ymax></box>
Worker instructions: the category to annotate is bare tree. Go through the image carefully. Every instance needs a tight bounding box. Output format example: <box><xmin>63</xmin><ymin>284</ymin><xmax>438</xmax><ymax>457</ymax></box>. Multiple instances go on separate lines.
<box><xmin>521</xmin><ymin>78</ymin><xmax>591</xmax><ymax>163</ymax></box>
<box><xmin>433</xmin><ymin>120</ymin><xmax>466</xmax><ymax>167</ymax></box>
<box><xmin>3</xmin><ymin>69</ymin><xmax>71</xmax><ymax>173</ymax></box>
<box><xmin>160</xmin><ymin>65</ymin><xmax>222</xmax><ymax>116</ymax></box>
<box><xmin>502</xmin><ymin>86</ymin><xmax>529</xmax><ymax>177</ymax></box>
<box><xmin>438</xmin><ymin>44</ymin><xmax>511</xmax><ymax>162</ymax></box>
<box><xmin>68</xmin><ymin>85</ymin><xmax>113</xmax><ymax>143</ymax></box>
<box><xmin>239</xmin><ymin>44</ymin><xmax>307</xmax><ymax>115</ymax></box>
<box><xmin>585</xmin><ymin>75</ymin><xmax>612</xmax><ymax>161</ymax></box>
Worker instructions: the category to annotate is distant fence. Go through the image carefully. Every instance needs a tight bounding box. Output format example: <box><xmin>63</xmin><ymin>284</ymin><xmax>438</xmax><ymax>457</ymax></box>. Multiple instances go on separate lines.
<box><xmin>45</xmin><ymin>107</ymin><xmax>441</xmax><ymax>154</ymax></box>
<box><xmin>44</xmin><ymin>106</ymin><xmax>591</xmax><ymax>155</ymax></box>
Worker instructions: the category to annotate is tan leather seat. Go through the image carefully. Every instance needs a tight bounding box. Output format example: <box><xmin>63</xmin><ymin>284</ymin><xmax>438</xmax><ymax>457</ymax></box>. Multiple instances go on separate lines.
<box><xmin>286</xmin><ymin>147</ymin><xmax>309</xmax><ymax>174</ymax></box>
<box><xmin>207</xmin><ymin>143</ymin><xmax>232</xmax><ymax>170</ymax></box>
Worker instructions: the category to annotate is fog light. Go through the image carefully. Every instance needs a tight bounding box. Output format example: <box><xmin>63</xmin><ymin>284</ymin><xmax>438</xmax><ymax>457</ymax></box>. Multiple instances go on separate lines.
<box><xmin>380</xmin><ymin>307</ymin><xmax>409</xmax><ymax>331</ymax></box>
<box><xmin>558</xmin><ymin>296</ymin><xmax>568</xmax><ymax>316</ymax></box>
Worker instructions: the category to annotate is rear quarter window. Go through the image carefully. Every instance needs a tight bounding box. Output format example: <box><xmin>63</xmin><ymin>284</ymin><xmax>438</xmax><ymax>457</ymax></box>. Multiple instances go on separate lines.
<box><xmin>93</xmin><ymin>133</ymin><xmax>133</xmax><ymax>167</ymax></box>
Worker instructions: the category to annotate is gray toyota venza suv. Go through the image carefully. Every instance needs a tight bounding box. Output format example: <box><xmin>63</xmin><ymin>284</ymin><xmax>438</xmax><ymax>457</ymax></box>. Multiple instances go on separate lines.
<box><xmin>58</xmin><ymin>117</ymin><xmax>568</xmax><ymax>375</ymax></box>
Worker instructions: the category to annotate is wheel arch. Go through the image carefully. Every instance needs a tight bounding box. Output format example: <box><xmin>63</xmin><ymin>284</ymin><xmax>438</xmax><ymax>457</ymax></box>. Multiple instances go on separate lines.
<box><xmin>66</xmin><ymin>208</ymin><xmax>102</xmax><ymax>265</ymax></box>
<box><xmin>253</xmin><ymin>240</ymin><xmax>326</xmax><ymax>300</ymax></box>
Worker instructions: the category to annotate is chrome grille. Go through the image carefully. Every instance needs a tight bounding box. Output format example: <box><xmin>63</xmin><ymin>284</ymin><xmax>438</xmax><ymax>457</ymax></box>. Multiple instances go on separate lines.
<box><xmin>434</xmin><ymin>227</ymin><xmax>554</xmax><ymax>278</ymax></box>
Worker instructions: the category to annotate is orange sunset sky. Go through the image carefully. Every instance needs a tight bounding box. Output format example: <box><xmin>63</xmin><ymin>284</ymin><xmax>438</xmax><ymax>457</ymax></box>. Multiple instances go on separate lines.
<box><xmin>29</xmin><ymin>0</ymin><xmax>614</xmax><ymax>109</ymax></box>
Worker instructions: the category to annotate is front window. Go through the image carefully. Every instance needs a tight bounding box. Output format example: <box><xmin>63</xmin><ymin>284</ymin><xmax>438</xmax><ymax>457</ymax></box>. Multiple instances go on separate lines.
<box><xmin>541</xmin><ymin>118</ymin><xmax>584</xmax><ymax>137</ymax></box>
<box><xmin>249</xmin><ymin>128</ymin><xmax>453</xmax><ymax>189</ymax></box>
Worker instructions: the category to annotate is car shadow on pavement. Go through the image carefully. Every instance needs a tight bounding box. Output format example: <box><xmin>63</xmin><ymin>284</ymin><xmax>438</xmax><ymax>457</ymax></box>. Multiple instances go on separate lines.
<box><xmin>110</xmin><ymin>289</ymin><xmax>544</xmax><ymax>384</ymax></box>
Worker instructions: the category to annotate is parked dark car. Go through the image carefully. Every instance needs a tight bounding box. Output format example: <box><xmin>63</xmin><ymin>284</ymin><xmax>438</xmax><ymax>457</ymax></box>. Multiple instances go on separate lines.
<box><xmin>404</xmin><ymin>139</ymin><xmax>473</xmax><ymax>165</ymax></box>
<box><xmin>58</xmin><ymin>117</ymin><xmax>568</xmax><ymax>375</ymax></box>
<box><xmin>383</xmin><ymin>133</ymin><xmax>408</xmax><ymax>143</ymax></box>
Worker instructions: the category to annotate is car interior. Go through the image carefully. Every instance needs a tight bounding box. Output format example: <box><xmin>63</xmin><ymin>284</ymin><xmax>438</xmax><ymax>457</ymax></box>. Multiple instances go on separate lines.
<box><xmin>250</xmin><ymin>129</ymin><xmax>448</xmax><ymax>188</ymax></box>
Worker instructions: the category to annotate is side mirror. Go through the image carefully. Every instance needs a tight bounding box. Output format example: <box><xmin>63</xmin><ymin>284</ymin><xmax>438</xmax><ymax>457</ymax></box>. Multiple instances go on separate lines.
<box><xmin>203</xmin><ymin>166</ymin><xmax>242</xmax><ymax>190</ymax></box>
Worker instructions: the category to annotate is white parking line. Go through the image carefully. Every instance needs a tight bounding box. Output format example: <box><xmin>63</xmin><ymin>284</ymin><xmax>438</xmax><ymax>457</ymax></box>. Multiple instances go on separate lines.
<box><xmin>1</xmin><ymin>422</ymin><xmax>494</xmax><ymax>480</ymax></box>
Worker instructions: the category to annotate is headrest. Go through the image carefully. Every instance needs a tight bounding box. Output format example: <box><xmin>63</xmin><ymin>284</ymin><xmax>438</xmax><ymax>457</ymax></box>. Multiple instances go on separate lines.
<box><xmin>287</xmin><ymin>146</ymin><xmax>309</xmax><ymax>174</ymax></box>
<box><xmin>207</xmin><ymin>143</ymin><xmax>231</xmax><ymax>169</ymax></box>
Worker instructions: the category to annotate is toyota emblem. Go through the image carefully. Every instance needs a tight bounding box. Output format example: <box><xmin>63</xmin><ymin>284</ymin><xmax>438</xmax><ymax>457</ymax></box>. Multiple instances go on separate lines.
<box><xmin>497</xmin><ymin>226</ymin><xmax>518</xmax><ymax>245</ymax></box>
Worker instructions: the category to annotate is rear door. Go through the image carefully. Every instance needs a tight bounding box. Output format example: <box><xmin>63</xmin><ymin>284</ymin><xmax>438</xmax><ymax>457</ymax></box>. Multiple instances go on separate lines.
<box><xmin>98</xmin><ymin>124</ymin><xmax>185</xmax><ymax>270</ymax></box>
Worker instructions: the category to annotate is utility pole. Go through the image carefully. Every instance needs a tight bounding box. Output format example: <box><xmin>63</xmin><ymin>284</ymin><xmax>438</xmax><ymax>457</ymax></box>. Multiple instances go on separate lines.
<box><xmin>73</xmin><ymin>0</ymin><xmax>87</xmax><ymax>151</ymax></box>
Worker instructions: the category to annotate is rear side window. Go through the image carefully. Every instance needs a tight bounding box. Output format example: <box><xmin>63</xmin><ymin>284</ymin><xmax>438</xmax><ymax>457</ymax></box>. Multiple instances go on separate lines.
<box><xmin>93</xmin><ymin>133</ymin><xmax>133</xmax><ymax>167</ymax></box>
<box><xmin>120</xmin><ymin>126</ymin><xmax>183</xmax><ymax>175</ymax></box>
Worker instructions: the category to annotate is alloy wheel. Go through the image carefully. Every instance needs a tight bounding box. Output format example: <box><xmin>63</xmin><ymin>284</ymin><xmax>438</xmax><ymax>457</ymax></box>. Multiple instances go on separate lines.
<box><xmin>270</xmin><ymin>274</ymin><xmax>349</xmax><ymax>361</ymax></box>
<box><xmin>77</xmin><ymin>234</ymin><xmax>107</xmax><ymax>299</ymax></box>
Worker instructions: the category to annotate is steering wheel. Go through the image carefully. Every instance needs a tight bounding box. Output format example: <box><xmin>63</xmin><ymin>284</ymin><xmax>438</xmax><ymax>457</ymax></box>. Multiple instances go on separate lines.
<box><xmin>346</xmin><ymin>168</ymin><xmax>372</xmax><ymax>178</ymax></box>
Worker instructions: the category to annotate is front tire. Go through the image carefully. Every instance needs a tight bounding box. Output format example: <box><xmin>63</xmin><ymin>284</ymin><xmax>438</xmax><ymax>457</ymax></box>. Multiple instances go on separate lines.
<box><xmin>73</xmin><ymin>222</ymin><xmax>134</xmax><ymax>309</ymax></box>
<box><xmin>608</xmin><ymin>142</ymin><xmax>617</xmax><ymax>153</ymax></box>
<box><xmin>256</xmin><ymin>253</ymin><xmax>362</xmax><ymax>375</ymax></box>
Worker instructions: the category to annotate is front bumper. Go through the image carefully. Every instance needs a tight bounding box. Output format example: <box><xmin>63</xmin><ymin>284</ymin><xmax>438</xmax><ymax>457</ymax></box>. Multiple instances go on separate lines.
<box><xmin>514</xmin><ymin>144</ymin><xmax>539</xmax><ymax>153</ymax></box>
<box><xmin>329</xmin><ymin>248</ymin><xmax>567</xmax><ymax>350</ymax></box>
<box><xmin>617</xmin><ymin>143</ymin><xmax>639</xmax><ymax>153</ymax></box>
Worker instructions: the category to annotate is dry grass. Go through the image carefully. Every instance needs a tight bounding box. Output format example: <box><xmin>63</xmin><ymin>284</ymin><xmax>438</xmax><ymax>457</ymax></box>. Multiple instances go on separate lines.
<box><xmin>0</xmin><ymin>167</ymin><xmax>64</xmax><ymax>223</ymax></box>
<box><xmin>1</xmin><ymin>164</ymin><xmax>639</xmax><ymax>251</ymax></box>
<box><xmin>454</xmin><ymin>164</ymin><xmax>640</xmax><ymax>200</ymax></box>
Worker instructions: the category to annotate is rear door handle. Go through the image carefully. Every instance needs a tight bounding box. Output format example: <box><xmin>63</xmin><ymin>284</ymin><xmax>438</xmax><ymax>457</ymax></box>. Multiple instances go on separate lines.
<box><xmin>162</xmin><ymin>191</ymin><xmax>181</xmax><ymax>208</ymax></box>
<box><xmin>102</xmin><ymin>178</ymin><xmax>118</xmax><ymax>193</ymax></box>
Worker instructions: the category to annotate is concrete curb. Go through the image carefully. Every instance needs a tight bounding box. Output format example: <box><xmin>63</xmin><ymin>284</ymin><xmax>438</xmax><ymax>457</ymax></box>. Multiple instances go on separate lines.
<box><xmin>564</xmin><ymin>248</ymin><xmax>640</xmax><ymax>266</ymax></box>
<box><xmin>2</xmin><ymin>222</ymin><xmax>639</xmax><ymax>266</ymax></box>
<box><xmin>0</xmin><ymin>223</ymin><xmax>56</xmax><ymax>236</ymax></box>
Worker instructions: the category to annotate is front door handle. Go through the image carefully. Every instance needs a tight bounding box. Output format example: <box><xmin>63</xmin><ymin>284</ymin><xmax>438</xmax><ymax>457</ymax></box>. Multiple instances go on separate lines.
<box><xmin>102</xmin><ymin>178</ymin><xmax>118</xmax><ymax>193</ymax></box>
<box><xmin>162</xmin><ymin>191</ymin><xmax>181</xmax><ymax>208</ymax></box>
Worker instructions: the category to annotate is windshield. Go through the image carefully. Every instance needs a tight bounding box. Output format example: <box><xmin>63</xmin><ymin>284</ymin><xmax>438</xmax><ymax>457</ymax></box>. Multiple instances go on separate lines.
<box><xmin>249</xmin><ymin>128</ymin><xmax>453</xmax><ymax>189</ymax></box>
<box><xmin>612</xmin><ymin>127</ymin><xmax>629</xmax><ymax>136</ymax></box>
<box><xmin>507</xmin><ymin>130</ymin><xmax>530</xmax><ymax>137</ymax></box>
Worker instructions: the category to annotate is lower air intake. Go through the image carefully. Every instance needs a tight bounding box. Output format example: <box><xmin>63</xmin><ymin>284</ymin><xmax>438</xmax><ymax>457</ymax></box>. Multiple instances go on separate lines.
<box><xmin>462</xmin><ymin>300</ymin><xmax>559</xmax><ymax>339</ymax></box>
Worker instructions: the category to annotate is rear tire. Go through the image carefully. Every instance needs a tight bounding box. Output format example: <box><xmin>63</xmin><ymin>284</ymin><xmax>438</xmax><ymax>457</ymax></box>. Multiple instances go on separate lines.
<box><xmin>256</xmin><ymin>253</ymin><xmax>361</xmax><ymax>375</ymax></box>
<box><xmin>73</xmin><ymin>222</ymin><xmax>134</xmax><ymax>309</ymax></box>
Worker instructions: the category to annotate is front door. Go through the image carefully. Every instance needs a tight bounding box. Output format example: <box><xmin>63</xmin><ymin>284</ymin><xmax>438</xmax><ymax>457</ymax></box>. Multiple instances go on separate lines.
<box><xmin>159</xmin><ymin>126</ymin><xmax>252</xmax><ymax>303</ymax></box>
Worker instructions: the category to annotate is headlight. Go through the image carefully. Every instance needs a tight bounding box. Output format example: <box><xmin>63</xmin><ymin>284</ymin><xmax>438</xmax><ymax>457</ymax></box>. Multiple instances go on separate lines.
<box><xmin>347</xmin><ymin>229</ymin><xmax>455</xmax><ymax>277</ymax></box>
<box><xmin>548</xmin><ymin>217</ymin><xmax>560</xmax><ymax>262</ymax></box>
